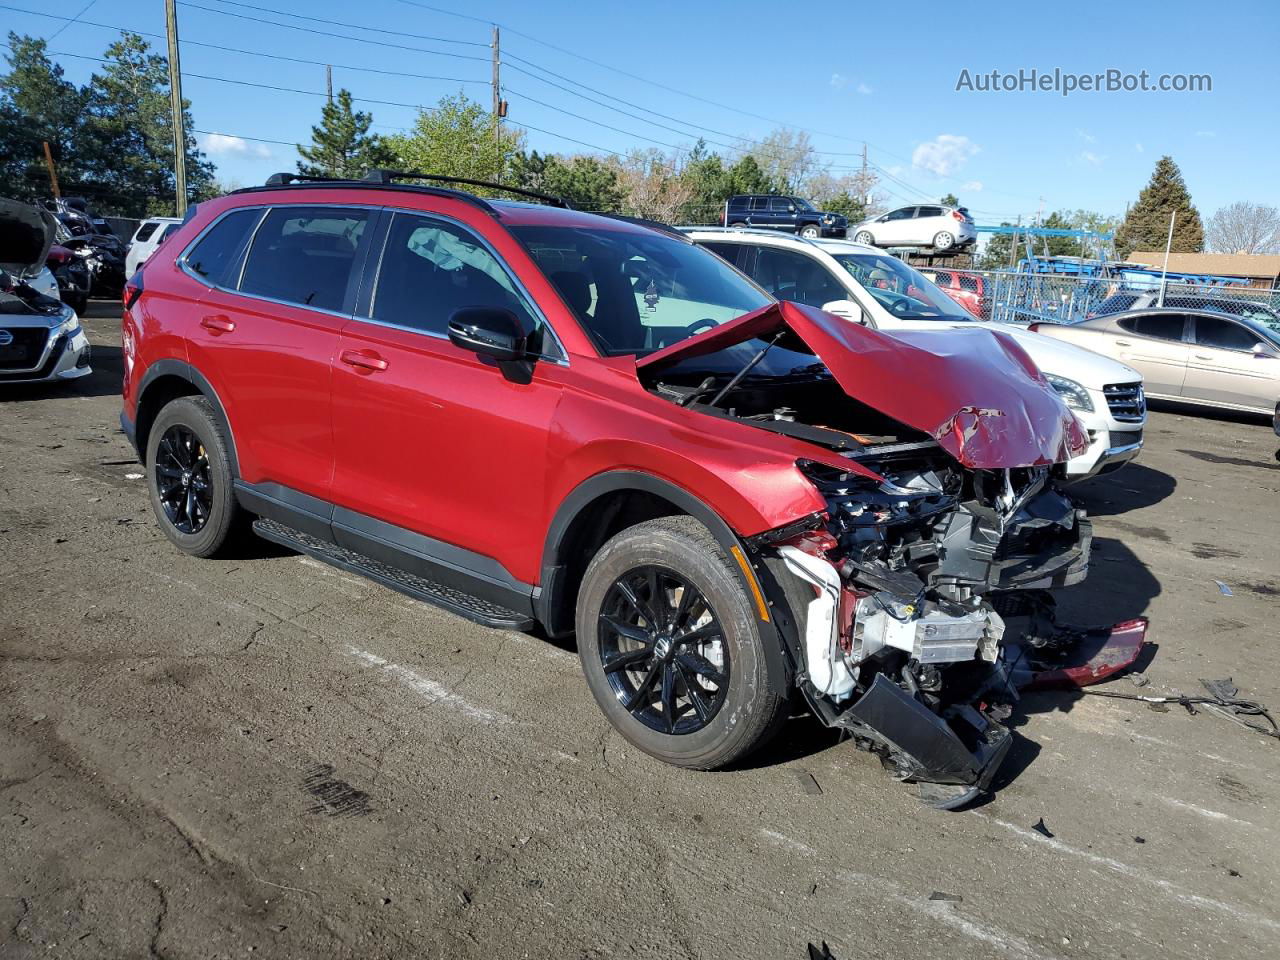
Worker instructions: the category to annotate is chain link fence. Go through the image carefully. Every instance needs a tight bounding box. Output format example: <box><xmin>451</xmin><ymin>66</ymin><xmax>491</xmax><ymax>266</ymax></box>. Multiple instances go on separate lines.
<box><xmin>915</xmin><ymin>266</ymin><xmax>1280</xmax><ymax>331</ymax></box>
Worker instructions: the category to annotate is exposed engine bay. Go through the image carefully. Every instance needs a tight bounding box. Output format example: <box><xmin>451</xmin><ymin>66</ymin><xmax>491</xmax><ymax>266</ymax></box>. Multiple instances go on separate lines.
<box><xmin>643</xmin><ymin>325</ymin><xmax>1134</xmax><ymax>808</ymax></box>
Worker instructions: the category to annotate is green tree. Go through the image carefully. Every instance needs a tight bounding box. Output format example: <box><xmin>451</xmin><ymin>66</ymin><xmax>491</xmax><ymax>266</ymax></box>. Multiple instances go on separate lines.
<box><xmin>86</xmin><ymin>32</ymin><xmax>215</xmax><ymax>215</ymax></box>
<box><xmin>978</xmin><ymin>223</ymin><xmax>1018</xmax><ymax>270</ymax></box>
<box><xmin>821</xmin><ymin>191</ymin><xmax>866</xmax><ymax>222</ymax></box>
<box><xmin>297</xmin><ymin>88</ymin><xmax>391</xmax><ymax>179</ymax></box>
<box><xmin>1115</xmin><ymin>156</ymin><xmax>1203</xmax><ymax>258</ymax></box>
<box><xmin>386</xmin><ymin>92</ymin><xmax>522</xmax><ymax>187</ymax></box>
<box><xmin>940</xmin><ymin>192</ymin><xmax>959</xmax><ymax>207</ymax></box>
<box><xmin>0</xmin><ymin>33</ymin><xmax>90</xmax><ymax>202</ymax></box>
<box><xmin>510</xmin><ymin>150</ymin><xmax>623</xmax><ymax>211</ymax></box>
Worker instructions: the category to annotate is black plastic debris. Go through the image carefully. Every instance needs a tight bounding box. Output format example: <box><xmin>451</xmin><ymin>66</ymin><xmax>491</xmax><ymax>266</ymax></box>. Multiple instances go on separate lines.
<box><xmin>928</xmin><ymin>891</ymin><xmax>963</xmax><ymax>902</ymax></box>
<box><xmin>1083</xmin><ymin>679</ymin><xmax>1280</xmax><ymax>741</ymax></box>
<box><xmin>807</xmin><ymin>943</ymin><xmax>838</xmax><ymax>960</ymax></box>
<box><xmin>796</xmin><ymin>770</ymin><xmax>823</xmax><ymax>796</ymax></box>
<box><xmin>1032</xmin><ymin>817</ymin><xmax>1054</xmax><ymax>838</ymax></box>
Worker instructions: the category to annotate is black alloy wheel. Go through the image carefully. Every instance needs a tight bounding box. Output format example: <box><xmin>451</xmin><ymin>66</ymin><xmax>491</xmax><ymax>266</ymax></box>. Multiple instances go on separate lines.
<box><xmin>154</xmin><ymin>424</ymin><xmax>214</xmax><ymax>534</ymax></box>
<box><xmin>598</xmin><ymin>565</ymin><xmax>730</xmax><ymax>735</ymax></box>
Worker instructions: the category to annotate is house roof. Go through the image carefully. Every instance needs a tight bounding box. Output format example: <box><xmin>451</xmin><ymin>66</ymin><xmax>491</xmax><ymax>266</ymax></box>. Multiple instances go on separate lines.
<box><xmin>1126</xmin><ymin>251</ymin><xmax>1280</xmax><ymax>280</ymax></box>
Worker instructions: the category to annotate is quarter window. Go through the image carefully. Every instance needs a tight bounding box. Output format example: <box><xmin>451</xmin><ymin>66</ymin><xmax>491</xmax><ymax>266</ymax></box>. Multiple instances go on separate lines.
<box><xmin>134</xmin><ymin>222</ymin><xmax>159</xmax><ymax>243</ymax></box>
<box><xmin>369</xmin><ymin>213</ymin><xmax>551</xmax><ymax>352</ymax></box>
<box><xmin>239</xmin><ymin>206</ymin><xmax>370</xmax><ymax>312</ymax></box>
<box><xmin>184</xmin><ymin>208</ymin><xmax>262</xmax><ymax>288</ymax></box>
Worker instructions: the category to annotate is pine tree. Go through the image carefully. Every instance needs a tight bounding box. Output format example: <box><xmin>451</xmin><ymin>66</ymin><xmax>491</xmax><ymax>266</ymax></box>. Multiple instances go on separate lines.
<box><xmin>297</xmin><ymin>89</ymin><xmax>391</xmax><ymax>180</ymax></box>
<box><xmin>1115</xmin><ymin>156</ymin><xmax>1203</xmax><ymax>258</ymax></box>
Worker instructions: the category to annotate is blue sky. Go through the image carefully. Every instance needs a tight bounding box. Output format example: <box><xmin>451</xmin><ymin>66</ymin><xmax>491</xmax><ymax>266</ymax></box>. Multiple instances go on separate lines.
<box><xmin>4</xmin><ymin>0</ymin><xmax>1276</xmax><ymax>224</ymax></box>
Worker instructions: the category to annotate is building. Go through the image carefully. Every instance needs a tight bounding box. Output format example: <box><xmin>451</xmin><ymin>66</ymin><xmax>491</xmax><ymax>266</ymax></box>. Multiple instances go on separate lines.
<box><xmin>1125</xmin><ymin>251</ymin><xmax>1280</xmax><ymax>289</ymax></box>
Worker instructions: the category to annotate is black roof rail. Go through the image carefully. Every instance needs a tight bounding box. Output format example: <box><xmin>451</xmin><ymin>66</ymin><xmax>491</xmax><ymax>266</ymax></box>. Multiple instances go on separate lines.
<box><xmin>361</xmin><ymin>169</ymin><xmax>572</xmax><ymax>209</ymax></box>
<box><xmin>263</xmin><ymin>171</ymin><xmax>361</xmax><ymax>187</ymax></box>
<box><xmin>597</xmin><ymin>213</ymin><xmax>689</xmax><ymax>240</ymax></box>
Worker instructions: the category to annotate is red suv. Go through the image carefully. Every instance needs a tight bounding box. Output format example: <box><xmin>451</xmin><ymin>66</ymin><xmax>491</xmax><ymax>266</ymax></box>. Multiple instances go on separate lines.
<box><xmin>122</xmin><ymin>172</ymin><xmax>1092</xmax><ymax>807</ymax></box>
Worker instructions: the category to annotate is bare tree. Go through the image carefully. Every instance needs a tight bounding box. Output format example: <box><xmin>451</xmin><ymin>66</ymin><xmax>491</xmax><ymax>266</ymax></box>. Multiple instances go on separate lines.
<box><xmin>614</xmin><ymin>149</ymin><xmax>693</xmax><ymax>223</ymax></box>
<box><xmin>745</xmin><ymin>129</ymin><xmax>819</xmax><ymax>194</ymax></box>
<box><xmin>1205</xmin><ymin>201</ymin><xmax>1280</xmax><ymax>254</ymax></box>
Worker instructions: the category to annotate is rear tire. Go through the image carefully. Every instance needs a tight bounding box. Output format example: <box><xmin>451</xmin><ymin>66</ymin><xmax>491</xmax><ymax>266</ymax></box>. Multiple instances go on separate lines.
<box><xmin>854</xmin><ymin>230</ymin><xmax>876</xmax><ymax>245</ymax></box>
<box><xmin>145</xmin><ymin>396</ymin><xmax>244</xmax><ymax>558</ymax></box>
<box><xmin>729</xmin><ymin>221</ymin><xmax>748</xmax><ymax>229</ymax></box>
<box><xmin>575</xmin><ymin>517</ymin><xmax>788</xmax><ymax>770</ymax></box>
<box><xmin>933</xmin><ymin>231</ymin><xmax>955</xmax><ymax>251</ymax></box>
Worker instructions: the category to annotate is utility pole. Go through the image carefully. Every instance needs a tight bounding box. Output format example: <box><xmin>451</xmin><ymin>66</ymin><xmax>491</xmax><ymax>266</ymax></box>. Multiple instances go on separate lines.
<box><xmin>1008</xmin><ymin>215</ymin><xmax>1022</xmax><ymax>269</ymax></box>
<box><xmin>41</xmin><ymin>141</ymin><xmax>60</xmax><ymax>198</ymax></box>
<box><xmin>860</xmin><ymin>143</ymin><xmax>869</xmax><ymax>206</ymax></box>
<box><xmin>326</xmin><ymin>64</ymin><xmax>333</xmax><ymax>104</ymax></box>
<box><xmin>491</xmin><ymin>25</ymin><xmax>502</xmax><ymax>175</ymax></box>
<box><xmin>164</xmin><ymin>0</ymin><xmax>187</xmax><ymax>216</ymax></box>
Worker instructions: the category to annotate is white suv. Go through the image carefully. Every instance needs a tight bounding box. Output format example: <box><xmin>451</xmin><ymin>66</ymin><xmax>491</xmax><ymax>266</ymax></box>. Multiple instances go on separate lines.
<box><xmin>850</xmin><ymin>204</ymin><xmax>977</xmax><ymax>252</ymax></box>
<box><xmin>125</xmin><ymin>217</ymin><xmax>183</xmax><ymax>278</ymax></box>
<box><xmin>682</xmin><ymin>228</ymin><xmax>1144</xmax><ymax>480</ymax></box>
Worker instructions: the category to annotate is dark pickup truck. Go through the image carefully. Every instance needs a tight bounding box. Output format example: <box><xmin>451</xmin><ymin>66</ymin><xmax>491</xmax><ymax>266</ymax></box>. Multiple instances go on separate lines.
<box><xmin>721</xmin><ymin>195</ymin><xmax>847</xmax><ymax>238</ymax></box>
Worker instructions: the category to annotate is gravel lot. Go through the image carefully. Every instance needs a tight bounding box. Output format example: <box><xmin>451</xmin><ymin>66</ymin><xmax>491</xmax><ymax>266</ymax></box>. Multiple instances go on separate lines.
<box><xmin>3</xmin><ymin>303</ymin><xmax>1279</xmax><ymax>959</ymax></box>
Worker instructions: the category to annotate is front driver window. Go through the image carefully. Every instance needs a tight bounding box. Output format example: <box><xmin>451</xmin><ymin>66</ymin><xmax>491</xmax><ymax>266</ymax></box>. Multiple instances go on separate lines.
<box><xmin>750</xmin><ymin>247</ymin><xmax>846</xmax><ymax>308</ymax></box>
<box><xmin>1194</xmin><ymin>315</ymin><xmax>1263</xmax><ymax>351</ymax></box>
<box><xmin>370</xmin><ymin>213</ymin><xmax>553</xmax><ymax>354</ymax></box>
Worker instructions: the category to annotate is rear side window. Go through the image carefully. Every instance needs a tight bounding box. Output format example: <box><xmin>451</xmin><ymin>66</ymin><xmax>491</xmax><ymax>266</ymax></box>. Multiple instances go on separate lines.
<box><xmin>134</xmin><ymin>222</ymin><xmax>159</xmax><ymax>243</ymax></box>
<box><xmin>184</xmin><ymin>208</ymin><xmax>262</xmax><ymax>287</ymax></box>
<box><xmin>1194</xmin><ymin>315</ymin><xmax>1263</xmax><ymax>351</ymax></box>
<box><xmin>1119</xmin><ymin>314</ymin><xmax>1185</xmax><ymax>341</ymax></box>
<box><xmin>239</xmin><ymin>206</ymin><xmax>369</xmax><ymax>312</ymax></box>
<box><xmin>916</xmin><ymin>206</ymin><xmax>943</xmax><ymax>218</ymax></box>
<box><xmin>160</xmin><ymin>223</ymin><xmax>181</xmax><ymax>242</ymax></box>
<box><xmin>701</xmin><ymin>242</ymin><xmax>744</xmax><ymax>266</ymax></box>
<box><xmin>750</xmin><ymin>197</ymin><xmax>770</xmax><ymax>211</ymax></box>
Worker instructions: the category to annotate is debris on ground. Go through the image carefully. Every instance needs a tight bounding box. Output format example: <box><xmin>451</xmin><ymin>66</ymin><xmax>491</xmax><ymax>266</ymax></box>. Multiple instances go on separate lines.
<box><xmin>807</xmin><ymin>943</ymin><xmax>839</xmax><ymax>960</ymax></box>
<box><xmin>928</xmin><ymin>891</ymin><xmax>963</xmax><ymax>902</ymax></box>
<box><xmin>1082</xmin><ymin>678</ymin><xmax>1280</xmax><ymax>741</ymax></box>
<box><xmin>795</xmin><ymin>770</ymin><xmax>823</xmax><ymax>796</ymax></box>
<box><xmin>1214</xmin><ymin>580</ymin><xmax>1234</xmax><ymax>597</ymax></box>
<box><xmin>1032</xmin><ymin>817</ymin><xmax>1054</xmax><ymax>838</ymax></box>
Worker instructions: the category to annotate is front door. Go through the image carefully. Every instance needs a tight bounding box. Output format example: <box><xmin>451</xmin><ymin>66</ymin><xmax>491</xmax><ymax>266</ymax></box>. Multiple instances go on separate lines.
<box><xmin>1184</xmin><ymin>314</ymin><xmax>1280</xmax><ymax>410</ymax></box>
<box><xmin>329</xmin><ymin>210</ymin><xmax>565</xmax><ymax>586</ymax></box>
<box><xmin>1111</xmin><ymin>313</ymin><xmax>1191</xmax><ymax>396</ymax></box>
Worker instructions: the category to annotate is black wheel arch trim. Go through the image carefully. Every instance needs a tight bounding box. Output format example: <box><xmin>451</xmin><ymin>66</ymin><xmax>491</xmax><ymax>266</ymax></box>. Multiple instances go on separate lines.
<box><xmin>133</xmin><ymin>359</ymin><xmax>240</xmax><ymax>476</ymax></box>
<box><xmin>535</xmin><ymin>470</ymin><xmax>796</xmax><ymax>690</ymax></box>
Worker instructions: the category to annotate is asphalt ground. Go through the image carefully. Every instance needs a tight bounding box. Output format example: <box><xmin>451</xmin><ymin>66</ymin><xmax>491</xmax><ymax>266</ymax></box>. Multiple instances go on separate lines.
<box><xmin>2</xmin><ymin>302</ymin><xmax>1278</xmax><ymax>959</ymax></box>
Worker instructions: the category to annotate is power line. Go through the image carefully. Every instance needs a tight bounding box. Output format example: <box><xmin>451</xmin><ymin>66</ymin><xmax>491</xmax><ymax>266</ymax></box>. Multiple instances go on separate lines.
<box><xmin>0</xmin><ymin>5</ymin><xmax>485</xmax><ymax>85</ymax></box>
<box><xmin>204</xmin><ymin>0</ymin><xmax>488</xmax><ymax>46</ymax></box>
<box><xmin>176</xmin><ymin>1</ymin><xmax>490</xmax><ymax>62</ymax></box>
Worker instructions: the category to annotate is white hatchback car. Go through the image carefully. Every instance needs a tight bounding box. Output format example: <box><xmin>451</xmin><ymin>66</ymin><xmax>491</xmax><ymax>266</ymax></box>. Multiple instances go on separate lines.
<box><xmin>683</xmin><ymin>228</ymin><xmax>1145</xmax><ymax>480</ymax></box>
<box><xmin>850</xmin><ymin>204</ymin><xmax>977</xmax><ymax>252</ymax></box>
<box><xmin>125</xmin><ymin>217</ymin><xmax>183</xmax><ymax>278</ymax></box>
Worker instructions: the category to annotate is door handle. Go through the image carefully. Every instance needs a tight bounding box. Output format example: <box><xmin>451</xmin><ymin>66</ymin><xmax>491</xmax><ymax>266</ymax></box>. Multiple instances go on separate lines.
<box><xmin>340</xmin><ymin>349</ymin><xmax>389</xmax><ymax>372</ymax></box>
<box><xmin>1194</xmin><ymin>353</ymin><xmax>1213</xmax><ymax>361</ymax></box>
<box><xmin>1114</xmin><ymin>339</ymin><xmax>1131</xmax><ymax>347</ymax></box>
<box><xmin>200</xmin><ymin>314</ymin><xmax>235</xmax><ymax>334</ymax></box>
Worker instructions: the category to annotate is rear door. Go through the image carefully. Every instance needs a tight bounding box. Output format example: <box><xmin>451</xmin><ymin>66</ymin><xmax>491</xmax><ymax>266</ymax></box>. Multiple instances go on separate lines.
<box><xmin>1111</xmin><ymin>313</ymin><xmax>1191</xmax><ymax>396</ymax></box>
<box><xmin>749</xmin><ymin>196</ymin><xmax>773</xmax><ymax>228</ymax></box>
<box><xmin>912</xmin><ymin>206</ymin><xmax>945</xmax><ymax>245</ymax></box>
<box><xmin>1184</xmin><ymin>313</ymin><xmax>1280</xmax><ymax>410</ymax></box>
<box><xmin>189</xmin><ymin>203</ymin><xmax>374</xmax><ymax>498</ymax></box>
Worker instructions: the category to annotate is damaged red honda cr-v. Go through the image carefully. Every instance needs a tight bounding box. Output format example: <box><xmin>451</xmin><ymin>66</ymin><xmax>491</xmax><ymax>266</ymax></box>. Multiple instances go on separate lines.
<box><xmin>122</xmin><ymin>171</ymin><xmax>1139</xmax><ymax>808</ymax></box>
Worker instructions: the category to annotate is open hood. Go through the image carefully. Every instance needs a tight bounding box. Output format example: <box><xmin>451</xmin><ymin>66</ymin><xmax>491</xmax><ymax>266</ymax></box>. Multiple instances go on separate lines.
<box><xmin>638</xmin><ymin>301</ymin><xmax>1089</xmax><ymax>469</ymax></box>
<box><xmin>0</xmin><ymin>198</ymin><xmax>56</xmax><ymax>277</ymax></box>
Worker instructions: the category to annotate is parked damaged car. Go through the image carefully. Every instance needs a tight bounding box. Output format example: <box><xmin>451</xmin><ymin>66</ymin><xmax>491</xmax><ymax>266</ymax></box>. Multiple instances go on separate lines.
<box><xmin>123</xmin><ymin>173</ymin><xmax>1142</xmax><ymax>808</ymax></box>
<box><xmin>1</xmin><ymin>198</ymin><xmax>91</xmax><ymax>385</ymax></box>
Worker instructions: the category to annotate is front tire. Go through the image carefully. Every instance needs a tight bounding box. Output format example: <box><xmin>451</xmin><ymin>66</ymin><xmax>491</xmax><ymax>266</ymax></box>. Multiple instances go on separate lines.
<box><xmin>729</xmin><ymin>221</ymin><xmax>748</xmax><ymax>229</ymax></box>
<box><xmin>145</xmin><ymin>396</ymin><xmax>243</xmax><ymax>558</ymax></box>
<box><xmin>853</xmin><ymin>230</ymin><xmax>876</xmax><ymax>245</ymax></box>
<box><xmin>575</xmin><ymin>517</ymin><xmax>788</xmax><ymax>770</ymax></box>
<box><xmin>799</xmin><ymin>224</ymin><xmax>820</xmax><ymax>239</ymax></box>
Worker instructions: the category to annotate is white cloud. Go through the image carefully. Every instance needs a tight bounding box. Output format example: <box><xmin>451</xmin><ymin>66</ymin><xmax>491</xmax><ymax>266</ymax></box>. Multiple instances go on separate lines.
<box><xmin>830</xmin><ymin>73</ymin><xmax>848</xmax><ymax>90</ymax></box>
<box><xmin>855</xmin><ymin>82</ymin><xmax>873</xmax><ymax>95</ymax></box>
<box><xmin>886</xmin><ymin>164</ymin><xmax>905</xmax><ymax>176</ymax></box>
<box><xmin>1076</xmin><ymin>128</ymin><xmax>1096</xmax><ymax>143</ymax></box>
<box><xmin>1135</xmin><ymin>142</ymin><xmax>1145</xmax><ymax>153</ymax></box>
<box><xmin>1080</xmin><ymin>150</ymin><xmax>1105</xmax><ymax>166</ymax></box>
<box><xmin>199</xmin><ymin>132</ymin><xmax>272</xmax><ymax>159</ymax></box>
<box><xmin>962</xmin><ymin>180</ymin><xmax>983</xmax><ymax>192</ymax></box>
<box><xmin>911</xmin><ymin>134</ymin><xmax>979</xmax><ymax>177</ymax></box>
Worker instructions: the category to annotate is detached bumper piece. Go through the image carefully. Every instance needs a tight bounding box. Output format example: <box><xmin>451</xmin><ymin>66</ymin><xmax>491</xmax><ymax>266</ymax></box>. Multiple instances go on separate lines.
<box><xmin>836</xmin><ymin>675</ymin><xmax>1013</xmax><ymax>810</ymax></box>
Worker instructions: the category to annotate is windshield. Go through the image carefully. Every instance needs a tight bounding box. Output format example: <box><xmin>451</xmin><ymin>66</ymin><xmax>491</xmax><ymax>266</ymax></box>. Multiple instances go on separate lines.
<box><xmin>511</xmin><ymin>225</ymin><xmax>771</xmax><ymax>356</ymax></box>
<box><xmin>793</xmin><ymin>198</ymin><xmax>816</xmax><ymax>212</ymax></box>
<box><xmin>833</xmin><ymin>252</ymin><xmax>973</xmax><ymax>321</ymax></box>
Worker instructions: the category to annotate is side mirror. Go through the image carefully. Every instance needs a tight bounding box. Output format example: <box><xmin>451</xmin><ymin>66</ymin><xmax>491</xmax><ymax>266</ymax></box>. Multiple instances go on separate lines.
<box><xmin>822</xmin><ymin>299</ymin><xmax>867</xmax><ymax>325</ymax></box>
<box><xmin>1252</xmin><ymin>342</ymin><xmax>1274</xmax><ymax>357</ymax></box>
<box><xmin>788</xmin><ymin>205</ymin><xmax>796</xmax><ymax>213</ymax></box>
<box><xmin>448</xmin><ymin>307</ymin><xmax>529</xmax><ymax>362</ymax></box>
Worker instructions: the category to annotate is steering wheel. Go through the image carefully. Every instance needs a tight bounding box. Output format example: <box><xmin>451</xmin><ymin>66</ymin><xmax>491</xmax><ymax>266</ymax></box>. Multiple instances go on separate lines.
<box><xmin>890</xmin><ymin>297</ymin><xmax>912</xmax><ymax>315</ymax></box>
<box><xmin>685</xmin><ymin>318</ymin><xmax>719</xmax><ymax>337</ymax></box>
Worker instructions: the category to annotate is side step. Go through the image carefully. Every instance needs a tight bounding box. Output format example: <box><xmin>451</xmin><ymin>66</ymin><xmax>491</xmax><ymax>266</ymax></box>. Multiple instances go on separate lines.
<box><xmin>252</xmin><ymin>518</ymin><xmax>535</xmax><ymax>630</ymax></box>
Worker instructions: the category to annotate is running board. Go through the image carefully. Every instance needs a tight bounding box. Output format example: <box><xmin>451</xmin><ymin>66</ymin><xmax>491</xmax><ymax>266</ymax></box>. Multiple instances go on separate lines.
<box><xmin>252</xmin><ymin>518</ymin><xmax>535</xmax><ymax>630</ymax></box>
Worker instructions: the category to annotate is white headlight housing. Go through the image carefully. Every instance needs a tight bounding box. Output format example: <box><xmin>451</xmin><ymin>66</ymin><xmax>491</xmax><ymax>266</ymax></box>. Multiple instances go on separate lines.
<box><xmin>1043</xmin><ymin>373</ymin><xmax>1094</xmax><ymax>412</ymax></box>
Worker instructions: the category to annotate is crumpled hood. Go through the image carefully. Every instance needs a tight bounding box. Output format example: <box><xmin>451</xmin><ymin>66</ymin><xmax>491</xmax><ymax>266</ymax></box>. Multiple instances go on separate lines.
<box><xmin>0</xmin><ymin>198</ymin><xmax>56</xmax><ymax>276</ymax></box>
<box><xmin>638</xmin><ymin>301</ymin><xmax>1089</xmax><ymax>469</ymax></box>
